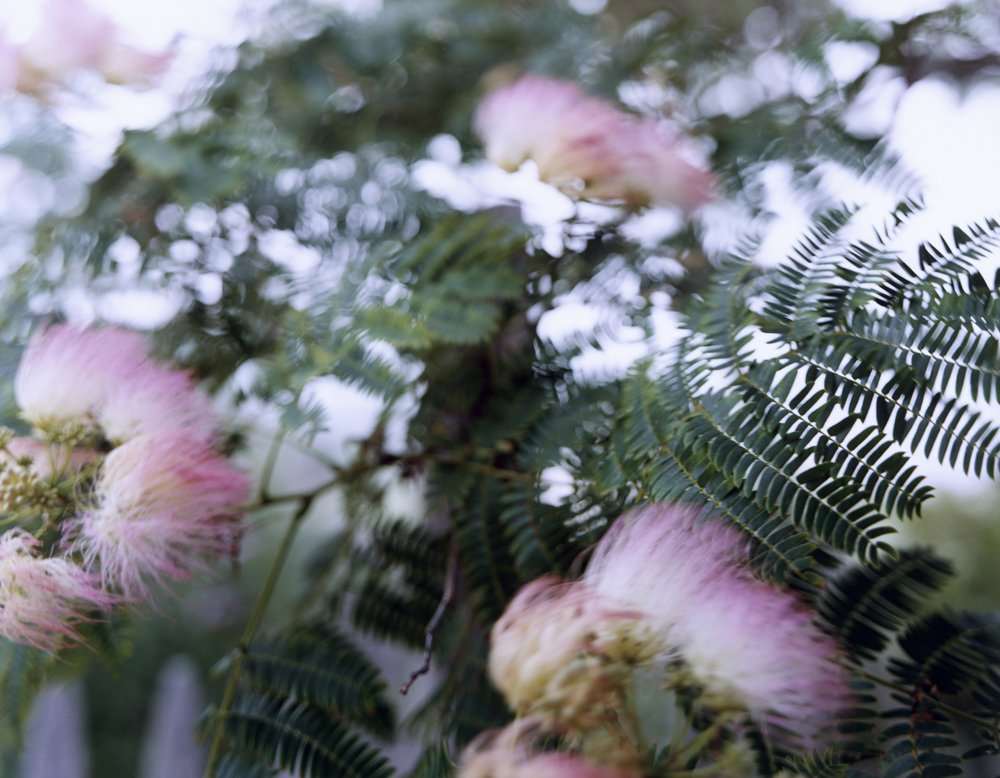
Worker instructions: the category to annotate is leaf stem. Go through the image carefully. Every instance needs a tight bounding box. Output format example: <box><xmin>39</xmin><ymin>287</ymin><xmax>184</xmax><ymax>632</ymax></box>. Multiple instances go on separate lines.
<box><xmin>857</xmin><ymin>668</ymin><xmax>1000</xmax><ymax>733</ymax></box>
<box><xmin>202</xmin><ymin>494</ymin><xmax>315</xmax><ymax>778</ymax></box>
<box><xmin>400</xmin><ymin>534</ymin><xmax>459</xmax><ymax>695</ymax></box>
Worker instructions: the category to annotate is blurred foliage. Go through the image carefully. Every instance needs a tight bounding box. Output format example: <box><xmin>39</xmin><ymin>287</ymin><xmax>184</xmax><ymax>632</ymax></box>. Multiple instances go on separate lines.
<box><xmin>2</xmin><ymin>0</ymin><xmax>1000</xmax><ymax>776</ymax></box>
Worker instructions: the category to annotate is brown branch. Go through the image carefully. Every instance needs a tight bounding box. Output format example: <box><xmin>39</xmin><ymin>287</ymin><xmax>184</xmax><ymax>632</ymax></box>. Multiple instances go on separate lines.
<box><xmin>400</xmin><ymin>535</ymin><xmax>460</xmax><ymax>695</ymax></box>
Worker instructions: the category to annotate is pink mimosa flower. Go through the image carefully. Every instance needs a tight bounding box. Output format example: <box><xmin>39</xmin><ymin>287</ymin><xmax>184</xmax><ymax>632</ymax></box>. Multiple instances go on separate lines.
<box><xmin>16</xmin><ymin>323</ymin><xmax>218</xmax><ymax>444</ymax></box>
<box><xmin>489</xmin><ymin>575</ymin><xmax>657</xmax><ymax>726</ymax></box>
<box><xmin>15</xmin><ymin>323</ymin><xmax>149</xmax><ymax>435</ymax></box>
<box><xmin>15</xmin><ymin>0</ymin><xmax>111</xmax><ymax>92</ymax></box>
<box><xmin>584</xmin><ymin>505</ymin><xmax>850</xmax><ymax>743</ymax></box>
<box><xmin>459</xmin><ymin>730</ymin><xmax>639</xmax><ymax>778</ymax></box>
<box><xmin>475</xmin><ymin>76</ymin><xmax>618</xmax><ymax>176</ymax></box>
<box><xmin>0</xmin><ymin>36</ymin><xmax>19</xmax><ymax>92</ymax></box>
<box><xmin>0</xmin><ymin>529</ymin><xmax>111</xmax><ymax>650</ymax></box>
<box><xmin>592</xmin><ymin>118</ymin><xmax>716</xmax><ymax>213</ymax></box>
<box><xmin>677</xmin><ymin>577</ymin><xmax>852</xmax><ymax>742</ymax></box>
<box><xmin>70</xmin><ymin>430</ymin><xmax>251</xmax><ymax>601</ymax></box>
<box><xmin>99</xmin><ymin>41</ymin><xmax>172</xmax><ymax>86</ymax></box>
<box><xmin>99</xmin><ymin>364</ymin><xmax>220</xmax><ymax>444</ymax></box>
<box><xmin>474</xmin><ymin>74</ymin><xmax>714</xmax><ymax>211</ymax></box>
<box><xmin>14</xmin><ymin>0</ymin><xmax>169</xmax><ymax>93</ymax></box>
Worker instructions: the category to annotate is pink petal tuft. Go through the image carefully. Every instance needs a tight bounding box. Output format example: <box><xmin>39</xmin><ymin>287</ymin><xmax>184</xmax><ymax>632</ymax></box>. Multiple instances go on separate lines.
<box><xmin>584</xmin><ymin>504</ymin><xmax>851</xmax><ymax>743</ymax></box>
<box><xmin>15</xmin><ymin>323</ymin><xmax>149</xmax><ymax>433</ymax></box>
<box><xmin>69</xmin><ymin>430</ymin><xmax>251</xmax><ymax>602</ymax></box>
<box><xmin>0</xmin><ymin>529</ymin><xmax>112</xmax><ymax>650</ymax></box>
<box><xmin>474</xmin><ymin>74</ymin><xmax>715</xmax><ymax>211</ymax></box>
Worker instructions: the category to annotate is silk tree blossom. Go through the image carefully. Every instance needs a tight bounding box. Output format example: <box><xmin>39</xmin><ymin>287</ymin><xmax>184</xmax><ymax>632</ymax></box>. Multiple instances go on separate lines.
<box><xmin>15</xmin><ymin>323</ymin><xmax>150</xmax><ymax>437</ymax></box>
<box><xmin>676</xmin><ymin>577</ymin><xmax>852</xmax><ymax>743</ymax></box>
<box><xmin>459</xmin><ymin>724</ymin><xmax>640</xmax><ymax>778</ymax></box>
<box><xmin>489</xmin><ymin>575</ymin><xmax>658</xmax><ymax>727</ymax></box>
<box><xmin>0</xmin><ymin>36</ymin><xmax>18</xmax><ymax>92</ymax></box>
<box><xmin>12</xmin><ymin>0</ymin><xmax>170</xmax><ymax>94</ymax></box>
<box><xmin>69</xmin><ymin>430</ymin><xmax>250</xmax><ymax>601</ymax></box>
<box><xmin>16</xmin><ymin>323</ymin><xmax>220</xmax><ymax>445</ymax></box>
<box><xmin>474</xmin><ymin>74</ymin><xmax>715</xmax><ymax>211</ymax></box>
<box><xmin>584</xmin><ymin>505</ymin><xmax>850</xmax><ymax>743</ymax></box>
<box><xmin>99</xmin><ymin>365</ymin><xmax>220</xmax><ymax>444</ymax></box>
<box><xmin>460</xmin><ymin>749</ymin><xmax>639</xmax><ymax>778</ymax></box>
<box><xmin>0</xmin><ymin>530</ymin><xmax>112</xmax><ymax>650</ymax></box>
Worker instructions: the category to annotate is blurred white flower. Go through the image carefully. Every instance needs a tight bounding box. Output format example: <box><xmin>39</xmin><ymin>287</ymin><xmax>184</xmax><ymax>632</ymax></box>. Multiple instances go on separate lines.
<box><xmin>15</xmin><ymin>323</ymin><xmax>149</xmax><ymax>436</ymax></box>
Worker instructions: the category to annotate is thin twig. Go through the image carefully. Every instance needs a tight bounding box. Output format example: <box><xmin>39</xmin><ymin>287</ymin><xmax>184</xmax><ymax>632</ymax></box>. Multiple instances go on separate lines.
<box><xmin>244</xmin><ymin>425</ymin><xmax>341</xmax><ymax>473</ymax></box>
<box><xmin>857</xmin><ymin>668</ymin><xmax>1000</xmax><ymax>733</ymax></box>
<box><xmin>256</xmin><ymin>429</ymin><xmax>285</xmax><ymax>504</ymax></box>
<box><xmin>202</xmin><ymin>495</ymin><xmax>315</xmax><ymax>778</ymax></box>
<box><xmin>400</xmin><ymin>536</ymin><xmax>460</xmax><ymax>695</ymax></box>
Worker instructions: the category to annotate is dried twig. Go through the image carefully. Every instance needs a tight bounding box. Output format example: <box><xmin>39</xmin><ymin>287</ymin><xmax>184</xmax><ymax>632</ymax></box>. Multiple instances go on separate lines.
<box><xmin>400</xmin><ymin>535</ymin><xmax>460</xmax><ymax>695</ymax></box>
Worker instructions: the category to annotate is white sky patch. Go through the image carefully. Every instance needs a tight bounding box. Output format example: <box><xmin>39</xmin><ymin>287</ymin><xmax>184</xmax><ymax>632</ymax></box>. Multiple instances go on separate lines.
<box><xmin>411</xmin><ymin>157</ymin><xmax>578</xmax><ymax>255</ymax></box>
<box><xmin>96</xmin><ymin>286</ymin><xmax>186</xmax><ymax>328</ymax></box>
<box><xmin>891</xmin><ymin>79</ymin><xmax>1000</xmax><ymax>226</ymax></box>
<box><xmin>833</xmin><ymin>0</ymin><xmax>974</xmax><ymax>22</ymax></box>
<box><xmin>536</xmin><ymin>302</ymin><xmax>604</xmax><ymax>346</ymax></box>
<box><xmin>301</xmin><ymin>376</ymin><xmax>384</xmax><ymax>460</ymax></box>
<box><xmin>620</xmin><ymin>208</ymin><xmax>684</xmax><ymax>247</ymax></box>
<box><xmin>823</xmin><ymin>41</ymin><xmax>880</xmax><ymax>87</ymax></box>
<box><xmin>539</xmin><ymin>465</ymin><xmax>575</xmax><ymax>506</ymax></box>
<box><xmin>570</xmin><ymin>327</ymin><xmax>649</xmax><ymax>384</ymax></box>
<box><xmin>842</xmin><ymin>67</ymin><xmax>909</xmax><ymax>138</ymax></box>
<box><xmin>257</xmin><ymin>230</ymin><xmax>323</xmax><ymax>275</ymax></box>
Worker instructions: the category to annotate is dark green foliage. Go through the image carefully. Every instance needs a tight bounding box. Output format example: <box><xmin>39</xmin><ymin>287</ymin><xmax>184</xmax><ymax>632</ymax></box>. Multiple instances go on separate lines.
<box><xmin>610</xmin><ymin>206</ymin><xmax>1000</xmax><ymax>584</ymax></box>
<box><xmin>208</xmin><ymin>624</ymin><xmax>396</xmax><ymax>778</ymax></box>
<box><xmin>453</xmin><ymin>478</ymin><xmax>522</xmax><ymax>622</ymax></box>
<box><xmin>214</xmin><ymin>754</ymin><xmax>280</xmax><ymax>778</ymax></box>
<box><xmin>407</xmin><ymin>743</ymin><xmax>454</xmax><ymax>778</ymax></box>
<box><xmin>243</xmin><ymin>624</ymin><xmax>395</xmax><ymax>739</ymax></box>
<box><xmin>0</xmin><ymin>642</ymin><xmax>53</xmax><ymax>772</ymax></box>
<box><xmin>348</xmin><ymin>520</ymin><xmax>448</xmax><ymax>649</ymax></box>
<box><xmin>878</xmin><ymin>708</ymin><xmax>963</xmax><ymax>778</ymax></box>
<box><xmin>888</xmin><ymin>612</ymin><xmax>1000</xmax><ymax>700</ymax></box>
<box><xmin>218</xmin><ymin>690</ymin><xmax>394</xmax><ymax>778</ymax></box>
<box><xmin>818</xmin><ymin>549</ymin><xmax>954</xmax><ymax>661</ymax></box>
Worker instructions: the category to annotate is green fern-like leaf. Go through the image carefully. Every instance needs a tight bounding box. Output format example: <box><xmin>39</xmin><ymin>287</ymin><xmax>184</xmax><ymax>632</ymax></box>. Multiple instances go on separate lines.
<box><xmin>625</xmin><ymin>205</ymin><xmax>1000</xmax><ymax>579</ymax></box>
<box><xmin>0</xmin><ymin>641</ymin><xmax>54</xmax><ymax>768</ymax></box>
<box><xmin>219</xmin><ymin>691</ymin><xmax>394</xmax><ymax>778</ymax></box>
<box><xmin>818</xmin><ymin>549</ymin><xmax>954</xmax><ymax>661</ymax></box>
<box><xmin>243</xmin><ymin>624</ymin><xmax>395</xmax><ymax>739</ymax></box>
<box><xmin>878</xmin><ymin>706</ymin><xmax>962</xmax><ymax>778</ymax></box>
<box><xmin>453</xmin><ymin>478</ymin><xmax>522</xmax><ymax>621</ymax></box>
<box><xmin>379</xmin><ymin>213</ymin><xmax>531</xmax><ymax>347</ymax></box>
<box><xmin>407</xmin><ymin>743</ymin><xmax>454</xmax><ymax>778</ymax></box>
<box><xmin>213</xmin><ymin>753</ymin><xmax>279</xmax><ymax>778</ymax></box>
<box><xmin>888</xmin><ymin>612</ymin><xmax>1000</xmax><ymax>697</ymax></box>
